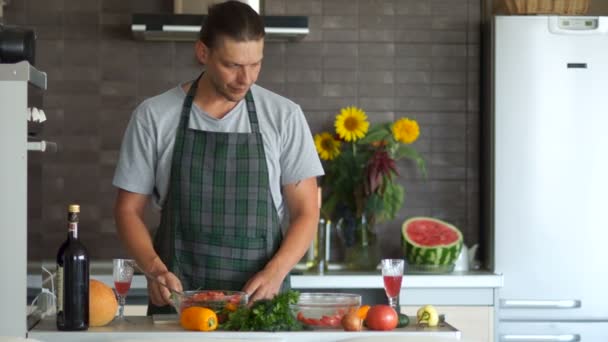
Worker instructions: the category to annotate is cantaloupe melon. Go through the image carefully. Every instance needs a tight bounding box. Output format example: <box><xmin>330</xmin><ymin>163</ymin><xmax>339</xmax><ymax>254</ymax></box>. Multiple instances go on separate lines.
<box><xmin>89</xmin><ymin>278</ymin><xmax>118</xmax><ymax>327</ymax></box>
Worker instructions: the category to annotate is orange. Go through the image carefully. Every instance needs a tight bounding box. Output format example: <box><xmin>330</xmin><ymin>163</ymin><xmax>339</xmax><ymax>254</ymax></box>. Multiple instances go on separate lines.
<box><xmin>89</xmin><ymin>279</ymin><xmax>118</xmax><ymax>327</ymax></box>
<box><xmin>180</xmin><ymin>307</ymin><xmax>218</xmax><ymax>331</ymax></box>
<box><xmin>357</xmin><ymin>305</ymin><xmax>371</xmax><ymax>320</ymax></box>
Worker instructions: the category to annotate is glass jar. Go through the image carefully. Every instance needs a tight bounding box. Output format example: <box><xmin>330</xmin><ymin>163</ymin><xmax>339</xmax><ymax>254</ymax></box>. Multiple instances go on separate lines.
<box><xmin>338</xmin><ymin>214</ymin><xmax>379</xmax><ymax>271</ymax></box>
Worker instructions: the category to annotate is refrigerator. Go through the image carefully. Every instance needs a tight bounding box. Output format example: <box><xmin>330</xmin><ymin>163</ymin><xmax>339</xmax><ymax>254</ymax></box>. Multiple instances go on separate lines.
<box><xmin>487</xmin><ymin>16</ymin><xmax>608</xmax><ymax>341</ymax></box>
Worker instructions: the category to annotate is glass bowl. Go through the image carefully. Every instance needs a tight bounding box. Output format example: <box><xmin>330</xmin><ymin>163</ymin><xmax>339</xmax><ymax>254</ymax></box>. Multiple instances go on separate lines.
<box><xmin>171</xmin><ymin>290</ymin><xmax>248</xmax><ymax>316</ymax></box>
<box><xmin>290</xmin><ymin>292</ymin><xmax>361</xmax><ymax>328</ymax></box>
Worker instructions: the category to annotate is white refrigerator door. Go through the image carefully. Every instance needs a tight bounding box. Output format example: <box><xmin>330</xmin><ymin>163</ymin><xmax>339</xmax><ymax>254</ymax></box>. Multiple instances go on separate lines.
<box><xmin>499</xmin><ymin>321</ymin><xmax>608</xmax><ymax>342</ymax></box>
<box><xmin>494</xmin><ymin>16</ymin><xmax>608</xmax><ymax>320</ymax></box>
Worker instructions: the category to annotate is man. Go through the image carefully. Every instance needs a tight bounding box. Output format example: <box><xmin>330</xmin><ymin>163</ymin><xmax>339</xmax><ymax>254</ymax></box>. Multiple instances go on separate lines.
<box><xmin>113</xmin><ymin>0</ymin><xmax>323</xmax><ymax>314</ymax></box>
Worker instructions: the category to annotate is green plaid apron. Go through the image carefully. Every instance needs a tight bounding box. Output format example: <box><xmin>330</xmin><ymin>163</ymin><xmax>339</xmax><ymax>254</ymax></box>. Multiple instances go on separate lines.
<box><xmin>148</xmin><ymin>74</ymin><xmax>287</xmax><ymax>315</ymax></box>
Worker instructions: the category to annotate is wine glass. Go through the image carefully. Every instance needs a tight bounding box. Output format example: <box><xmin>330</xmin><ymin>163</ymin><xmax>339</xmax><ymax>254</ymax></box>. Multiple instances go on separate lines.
<box><xmin>113</xmin><ymin>258</ymin><xmax>135</xmax><ymax>322</ymax></box>
<box><xmin>381</xmin><ymin>259</ymin><xmax>404</xmax><ymax>311</ymax></box>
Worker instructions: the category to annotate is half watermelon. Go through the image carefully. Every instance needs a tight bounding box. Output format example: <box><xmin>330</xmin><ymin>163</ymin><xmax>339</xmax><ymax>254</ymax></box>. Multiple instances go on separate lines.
<box><xmin>402</xmin><ymin>217</ymin><xmax>463</xmax><ymax>266</ymax></box>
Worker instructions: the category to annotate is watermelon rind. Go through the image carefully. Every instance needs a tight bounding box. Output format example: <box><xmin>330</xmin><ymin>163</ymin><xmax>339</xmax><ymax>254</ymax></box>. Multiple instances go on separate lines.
<box><xmin>401</xmin><ymin>217</ymin><xmax>463</xmax><ymax>266</ymax></box>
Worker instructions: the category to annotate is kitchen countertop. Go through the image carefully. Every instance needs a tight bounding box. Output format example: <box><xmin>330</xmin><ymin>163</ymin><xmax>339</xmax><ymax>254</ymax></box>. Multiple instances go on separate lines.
<box><xmin>27</xmin><ymin>263</ymin><xmax>503</xmax><ymax>290</ymax></box>
<box><xmin>29</xmin><ymin>316</ymin><xmax>461</xmax><ymax>342</ymax></box>
<box><xmin>291</xmin><ymin>270</ymin><xmax>503</xmax><ymax>289</ymax></box>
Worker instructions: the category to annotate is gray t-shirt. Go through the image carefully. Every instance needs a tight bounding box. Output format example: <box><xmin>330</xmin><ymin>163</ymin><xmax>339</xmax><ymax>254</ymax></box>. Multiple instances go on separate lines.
<box><xmin>113</xmin><ymin>83</ymin><xmax>324</xmax><ymax>227</ymax></box>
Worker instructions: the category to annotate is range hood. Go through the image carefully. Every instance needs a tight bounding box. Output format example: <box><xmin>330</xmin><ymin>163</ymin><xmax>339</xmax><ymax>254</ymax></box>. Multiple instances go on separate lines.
<box><xmin>131</xmin><ymin>13</ymin><xmax>309</xmax><ymax>42</ymax></box>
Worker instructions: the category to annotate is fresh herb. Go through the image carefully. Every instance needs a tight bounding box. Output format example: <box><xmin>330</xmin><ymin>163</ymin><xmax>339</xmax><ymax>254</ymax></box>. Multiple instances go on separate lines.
<box><xmin>221</xmin><ymin>290</ymin><xmax>305</xmax><ymax>331</ymax></box>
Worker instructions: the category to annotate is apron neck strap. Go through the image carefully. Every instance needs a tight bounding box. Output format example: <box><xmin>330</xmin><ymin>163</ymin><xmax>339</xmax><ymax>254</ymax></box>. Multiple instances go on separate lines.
<box><xmin>180</xmin><ymin>73</ymin><xmax>260</xmax><ymax>133</ymax></box>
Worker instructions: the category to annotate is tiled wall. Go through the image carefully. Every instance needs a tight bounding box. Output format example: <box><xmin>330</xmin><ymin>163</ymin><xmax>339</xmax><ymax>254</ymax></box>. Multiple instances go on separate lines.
<box><xmin>6</xmin><ymin>0</ymin><xmax>481</xmax><ymax>262</ymax></box>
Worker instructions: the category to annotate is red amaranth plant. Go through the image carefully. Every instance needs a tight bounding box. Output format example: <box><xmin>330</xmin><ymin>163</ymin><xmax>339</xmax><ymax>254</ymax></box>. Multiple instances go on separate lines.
<box><xmin>366</xmin><ymin>149</ymin><xmax>399</xmax><ymax>195</ymax></box>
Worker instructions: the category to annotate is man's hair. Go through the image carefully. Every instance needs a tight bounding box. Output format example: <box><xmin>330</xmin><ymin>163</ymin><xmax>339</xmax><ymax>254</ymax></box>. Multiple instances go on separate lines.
<box><xmin>199</xmin><ymin>1</ymin><xmax>265</xmax><ymax>48</ymax></box>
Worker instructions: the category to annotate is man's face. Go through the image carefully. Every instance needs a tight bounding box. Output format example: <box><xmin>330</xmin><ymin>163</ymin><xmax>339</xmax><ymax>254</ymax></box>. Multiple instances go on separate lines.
<box><xmin>199</xmin><ymin>37</ymin><xmax>264</xmax><ymax>102</ymax></box>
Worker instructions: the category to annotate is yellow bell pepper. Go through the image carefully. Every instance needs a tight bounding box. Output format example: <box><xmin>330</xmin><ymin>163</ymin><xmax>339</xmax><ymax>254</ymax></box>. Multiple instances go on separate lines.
<box><xmin>416</xmin><ymin>305</ymin><xmax>439</xmax><ymax>327</ymax></box>
<box><xmin>180</xmin><ymin>307</ymin><xmax>218</xmax><ymax>331</ymax></box>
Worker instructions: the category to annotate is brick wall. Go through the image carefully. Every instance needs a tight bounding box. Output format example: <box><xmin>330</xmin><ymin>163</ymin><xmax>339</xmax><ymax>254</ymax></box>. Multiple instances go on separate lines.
<box><xmin>5</xmin><ymin>0</ymin><xmax>481</xmax><ymax>261</ymax></box>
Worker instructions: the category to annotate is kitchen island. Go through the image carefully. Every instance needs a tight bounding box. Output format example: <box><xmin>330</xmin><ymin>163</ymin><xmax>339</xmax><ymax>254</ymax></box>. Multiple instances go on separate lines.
<box><xmin>29</xmin><ymin>316</ymin><xmax>460</xmax><ymax>342</ymax></box>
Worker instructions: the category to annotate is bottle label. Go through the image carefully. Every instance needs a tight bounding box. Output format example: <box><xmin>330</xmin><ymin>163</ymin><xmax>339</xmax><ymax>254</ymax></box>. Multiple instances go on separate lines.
<box><xmin>68</xmin><ymin>222</ymin><xmax>78</xmax><ymax>238</ymax></box>
<box><xmin>56</xmin><ymin>265</ymin><xmax>64</xmax><ymax>312</ymax></box>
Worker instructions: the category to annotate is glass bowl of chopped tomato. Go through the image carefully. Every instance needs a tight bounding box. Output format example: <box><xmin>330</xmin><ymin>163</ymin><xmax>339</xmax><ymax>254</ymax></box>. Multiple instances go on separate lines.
<box><xmin>291</xmin><ymin>292</ymin><xmax>361</xmax><ymax>329</ymax></box>
<box><xmin>172</xmin><ymin>290</ymin><xmax>248</xmax><ymax>322</ymax></box>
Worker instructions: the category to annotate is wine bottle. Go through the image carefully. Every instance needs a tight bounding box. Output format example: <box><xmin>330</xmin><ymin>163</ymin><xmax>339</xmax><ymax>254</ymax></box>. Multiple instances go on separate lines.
<box><xmin>56</xmin><ymin>204</ymin><xmax>89</xmax><ymax>331</ymax></box>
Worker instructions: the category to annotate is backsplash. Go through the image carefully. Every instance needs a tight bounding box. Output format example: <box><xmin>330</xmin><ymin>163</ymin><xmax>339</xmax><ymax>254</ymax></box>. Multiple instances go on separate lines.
<box><xmin>6</xmin><ymin>0</ymin><xmax>481</xmax><ymax>262</ymax></box>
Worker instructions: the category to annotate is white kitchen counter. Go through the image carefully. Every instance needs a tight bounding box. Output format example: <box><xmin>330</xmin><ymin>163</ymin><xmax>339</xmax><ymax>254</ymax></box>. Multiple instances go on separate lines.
<box><xmin>292</xmin><ymin>270</ymin><xmax>503</xmax><ymax>289</ymax></box>
<box><xmin>28</xmin><ymin>269</ymin><xmax>502</xmax><ymax>308</ymax></box>
<box><xmin>28</xmin><ymin>270</ymin><xmax>502</xmax><ymax>291</ymax></box>
<box><xmin>29</xmin><ymin>316</ymin><xmax>461</xmax><ymax>342</ymax></box>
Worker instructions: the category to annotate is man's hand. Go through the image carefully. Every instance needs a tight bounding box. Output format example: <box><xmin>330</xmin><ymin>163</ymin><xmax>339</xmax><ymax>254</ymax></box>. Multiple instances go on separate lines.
<box><xmin>242</xmin><ymin>177</ymin><xmax>319</xmax><ymax>303</ymax></box>
<box><xmin>147</xmin><ymin>271</ymin><xmax>183</xmax><ymax>307</ymax></box>
<box><xmin>242</xmin><ymin>266</ymin><xmax>286</xmax><ymax>303</ymax></box>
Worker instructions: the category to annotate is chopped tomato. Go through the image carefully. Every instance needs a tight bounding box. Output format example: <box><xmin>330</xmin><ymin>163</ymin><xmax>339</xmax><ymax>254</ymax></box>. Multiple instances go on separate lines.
<box><xmin>297</xmin><ymin>311</ymin><xmax>347</xmax><ymax>327</ymax></box>
<box><xmin>225</xmin><ymin>302</ymin><xmax>237</xmax><ymax>312</ymax></box>
<box><xmin>320</xmin><ymin>315</ymin><xmax>340</xmax><ymax>327</ymax></box>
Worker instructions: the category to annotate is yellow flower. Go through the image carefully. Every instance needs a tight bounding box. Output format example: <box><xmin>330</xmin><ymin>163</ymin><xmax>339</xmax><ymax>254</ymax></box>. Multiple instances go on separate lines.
<box><xmin>392</xmin><ymin>117</ymin><xmax>420</xmax><ymax>144</ymax></box>
<box><xmin>314</xmin><ymin>132</ymin><xmax>341</xmax><ymax>160</ymax></box>
<box><xmin>334</xmin><ymin>106</ymin><xmax>369</xmax><ymax>142</ymax></box>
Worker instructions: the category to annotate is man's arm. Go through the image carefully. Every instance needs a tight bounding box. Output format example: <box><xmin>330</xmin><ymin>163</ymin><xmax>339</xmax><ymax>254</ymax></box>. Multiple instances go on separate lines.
<box><xmin>114</xmin><ymin>189</ymin><xmax>182</xmax><ymax>306</ymax></box>
<box><xmin>243</xmin><ymin>176</ymin><xmax>319</xmax><ymax>302</ymax></box>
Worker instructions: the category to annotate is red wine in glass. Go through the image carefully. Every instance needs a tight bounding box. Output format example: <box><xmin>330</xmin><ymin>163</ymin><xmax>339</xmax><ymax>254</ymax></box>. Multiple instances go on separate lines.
<box><xmin>114</xmin><ymin>281</ymin><xmax>131</xmax><ymax>297</ymax></box>
<box><xmin>383</xmin><ymin>275</ymin><xmax>403</xmax><ymax>298</ymax></box>
<box><xmin>381</xmin><ymin>259</ymin><xmax>405</xmax><ymax>311</ymax></box>
<box><xmin>113</xmin><ymin>258</ymin><xmax>135</xmax><ymax>322</ymax></box>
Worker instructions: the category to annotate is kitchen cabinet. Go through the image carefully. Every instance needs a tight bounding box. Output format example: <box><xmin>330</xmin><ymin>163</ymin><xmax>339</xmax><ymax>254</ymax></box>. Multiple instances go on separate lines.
<box><xmin>396</xmin><ymin>276</ymin><xmax>497</xmax><ymax>342</ymax></box>
<box><xmin>402</xmin><ymin>306</ymin><xmax>493</xmax><ymax>342</ymax></box>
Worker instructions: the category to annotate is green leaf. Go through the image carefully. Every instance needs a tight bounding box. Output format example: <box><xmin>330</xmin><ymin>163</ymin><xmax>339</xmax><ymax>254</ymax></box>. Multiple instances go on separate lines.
<box><xmin>381</xmin><ymin>181</ymin><xmax>404</xmax><ymax>221</ymax></box>
<box><xmin>222</xmin><ymin>290</ymin><xmax>303</xmax><ymax>331</ymax></box>
<box><xmin>364</xmin><ymin>193</ymin><xmax>384</xmax><ymax>217</ymax></box>
<box><xmin>393</xmin><ymin>145</ymin><xmax>427</xmax><ymax>177</ymax></box>
<box><xmin>358</xmin><ymin>123</ymin><xmax>391</xmax><ymax>144</ymax></box>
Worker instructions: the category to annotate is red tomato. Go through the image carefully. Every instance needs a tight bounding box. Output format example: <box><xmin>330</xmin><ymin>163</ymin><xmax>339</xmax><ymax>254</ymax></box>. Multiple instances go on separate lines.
<box><xmin>296</xmin><ymin>312</ymin><xmax>317</xmax><ymax>326</ymax></box>
<box><xmin>308</xmin><ymin>318</ymin><xmax>321</xmax><ymax>326</ymax></box>
<box><xmin>320</xmin><ymin>315</ymin><xmax>340</xmax><ymax>327</ymax></box>
<box><xmin>365</xmin><ymin>305</ymin><xmax>398</xmax><ymax>331</ymax></box>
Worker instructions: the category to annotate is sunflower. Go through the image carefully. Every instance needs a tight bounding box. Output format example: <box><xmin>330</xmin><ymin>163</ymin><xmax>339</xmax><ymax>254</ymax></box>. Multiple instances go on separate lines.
<box><xmin>334</xmin><ymin>106</ymin><xmax>369</xmax><ymax>142</ymax></box>
<box><xmin>314</xmin><ymin>132</ymin><xmax>341</xmax><ymax>160</ymax></box>
<box><xmin>392</xmin><ymin>117</ymin><xmax>420</xmax><ymax>144</ymax></box>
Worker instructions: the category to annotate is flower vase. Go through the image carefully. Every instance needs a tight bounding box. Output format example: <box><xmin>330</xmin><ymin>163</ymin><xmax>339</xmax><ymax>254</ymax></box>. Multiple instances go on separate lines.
<box><xmin>338</xmin><ymin>214</ymin><xmax>380</xmax><ymax>271</ymax></box>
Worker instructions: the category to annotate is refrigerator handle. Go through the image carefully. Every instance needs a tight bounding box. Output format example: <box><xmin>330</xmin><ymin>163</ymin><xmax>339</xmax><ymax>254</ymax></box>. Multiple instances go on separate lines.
<box><xmin>500</xmin><ymin>299</ymin><xmax>581</xmax><ymax>309</ymax></box>
<box><xmin>27</xmin><ymin>141</ymin><xmax>57</xmax><ymax>153</ymax></box>
<box><xmin>501</xmin><ymin>334</ymin><xmax>580</xmax><ymax>342</ymax></box>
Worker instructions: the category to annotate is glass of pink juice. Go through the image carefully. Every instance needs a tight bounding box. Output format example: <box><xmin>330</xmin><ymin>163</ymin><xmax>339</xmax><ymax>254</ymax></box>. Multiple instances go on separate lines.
<box><xmin>381</xmin><ymin>259</ymin><xmax>404</xmax><ymax>311</ymax></box>
<box><xmin>112</xmin><ymin>258</ymin><xmax>135</xmax><ymax>322</ymax></box>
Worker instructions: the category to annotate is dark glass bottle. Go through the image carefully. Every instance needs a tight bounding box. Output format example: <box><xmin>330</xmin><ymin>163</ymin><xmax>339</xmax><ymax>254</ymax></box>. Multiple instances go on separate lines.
<box><xmin>56</xmin><ymin>204</ymin><xmax>89</xmax><ymax>331</ymax></box>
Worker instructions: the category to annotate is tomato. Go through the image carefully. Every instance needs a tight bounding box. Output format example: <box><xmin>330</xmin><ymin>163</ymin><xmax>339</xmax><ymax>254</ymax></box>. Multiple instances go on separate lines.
<box><xmin>296</xmin><ymin>312</ymin><xmax>318</xmax><ymax>326</ymax></box>
<box><xmin>307</xmin><ymin>317</ymin><xmax>321</xmax><ymax>326</ymax></box>
<box><xmin>320</xmin><ymin>315</ymin><xmax>340</xmax><ymax>327</ymax></box>
<box><xmin>297</xmin><ymin>311</ymin><xmax>344</xmax><ymax>327</ymax></box>
<box><xmin>365</xmin><ymin>305</ymin><xmax>398</xmax><ymax>331</ymax></box>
